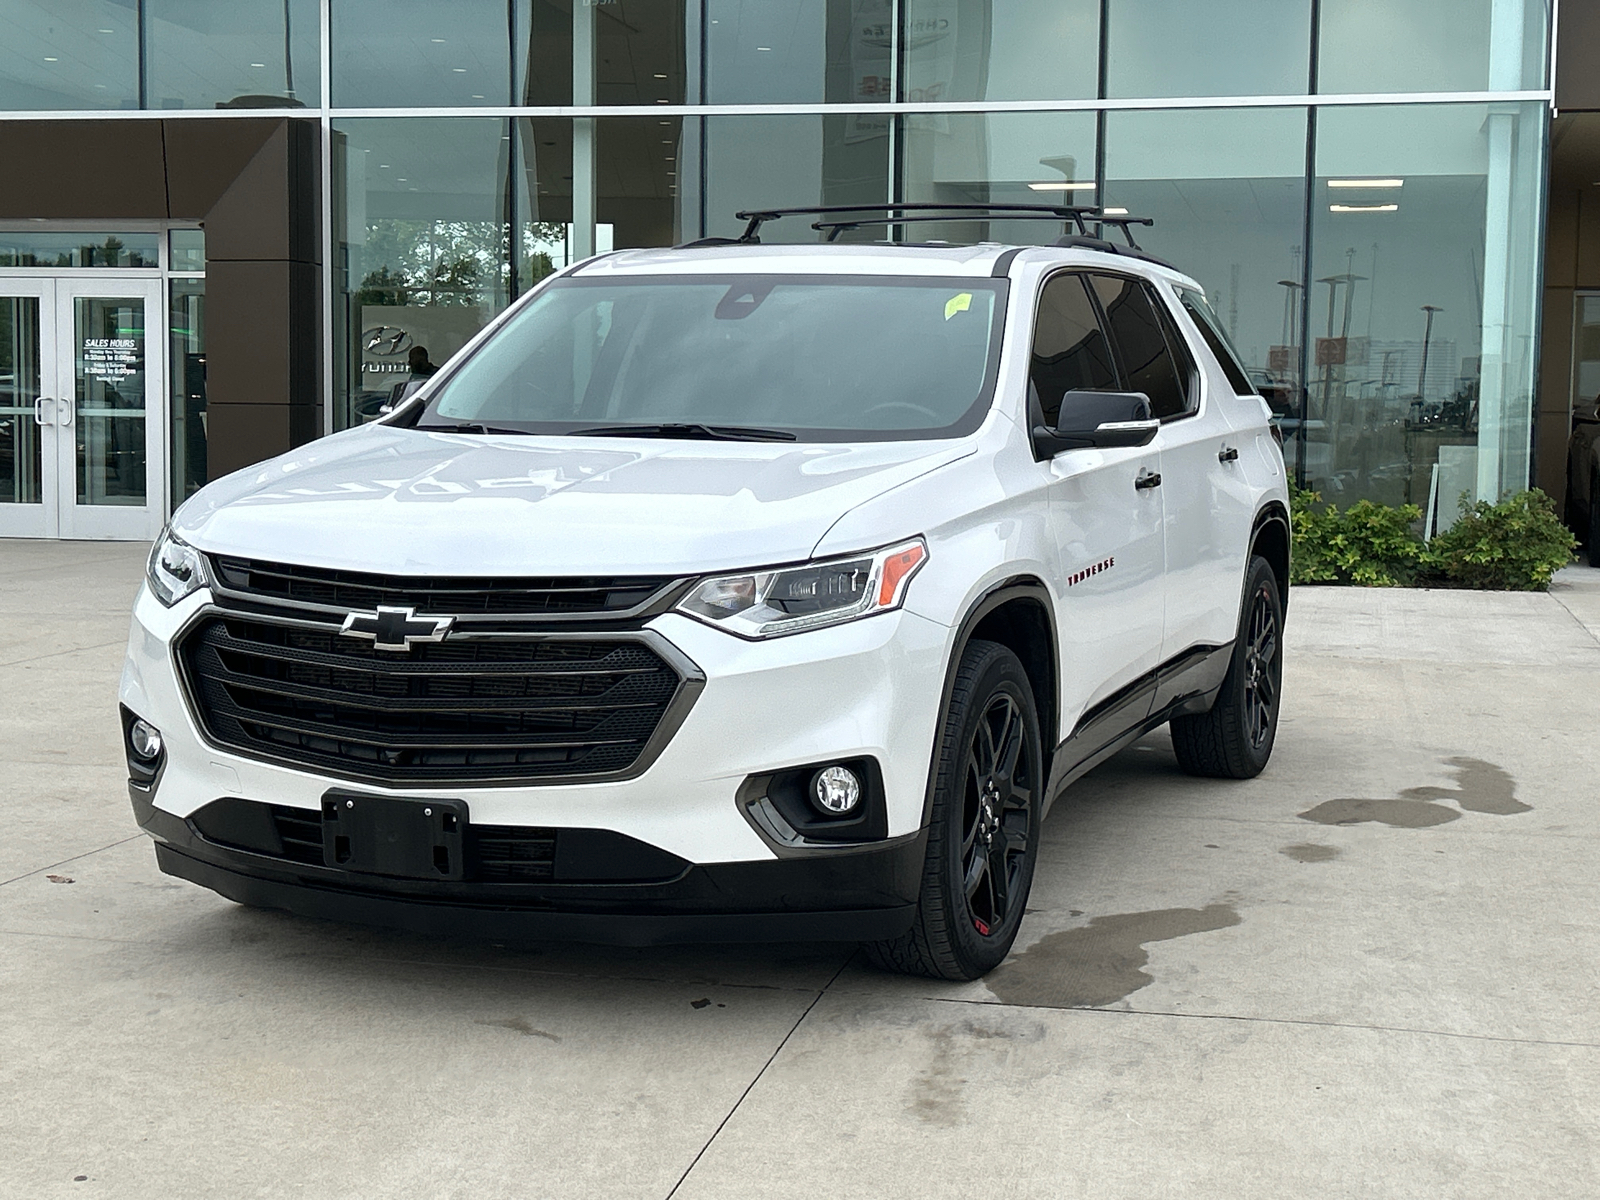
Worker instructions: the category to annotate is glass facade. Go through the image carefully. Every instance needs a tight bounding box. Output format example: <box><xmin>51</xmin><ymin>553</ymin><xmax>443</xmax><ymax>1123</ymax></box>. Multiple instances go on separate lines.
<box><xmin>0</xmin><ymin>0</ymin><xmax>1557</xmax><ymax>508</ymax></box>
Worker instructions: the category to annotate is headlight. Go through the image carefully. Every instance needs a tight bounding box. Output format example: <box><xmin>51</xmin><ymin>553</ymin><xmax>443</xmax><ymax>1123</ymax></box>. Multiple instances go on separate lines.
<box><xmin>677</xmin><ymin>538</ymin><xmax>928</xmax><ymax>639</ymax></box>
<box><xmin>146</xmin><ymin>528</ymin><xmax>210</xmax><ymax>607</ymax></box>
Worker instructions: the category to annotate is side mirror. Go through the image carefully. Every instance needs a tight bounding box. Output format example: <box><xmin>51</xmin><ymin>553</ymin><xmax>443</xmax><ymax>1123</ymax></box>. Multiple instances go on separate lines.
<box><xmin>1031</xmin><ymin>390</ymin><xmax>1158</xmax><ymax>460</ymax></box>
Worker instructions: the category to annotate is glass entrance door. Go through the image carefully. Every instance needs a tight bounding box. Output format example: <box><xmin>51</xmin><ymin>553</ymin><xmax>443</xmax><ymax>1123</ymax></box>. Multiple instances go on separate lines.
<box><xmin>0</xmin><ymin>277</ymin><xmax>165</xmax><ymax>540</ymax></box>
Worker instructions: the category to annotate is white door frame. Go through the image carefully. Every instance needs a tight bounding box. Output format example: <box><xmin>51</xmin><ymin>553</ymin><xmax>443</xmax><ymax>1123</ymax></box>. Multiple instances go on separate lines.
<box><xmin>54</xmin><ymin>276</ymin><xmax>167</xmax><ymax>540</ymax></box>
<box><xmin>0</xmin><ymin>271</ymin><xmax>167</xmax><ymax>540</ymax></box>
<box><xmin>0</xmin><ymin>276</ymin><xmax>58</xmax><ymax>538</ymax></box>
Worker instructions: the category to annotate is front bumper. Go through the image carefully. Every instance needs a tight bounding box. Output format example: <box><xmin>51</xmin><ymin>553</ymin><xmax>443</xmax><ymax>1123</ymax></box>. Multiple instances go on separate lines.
<box><xmin>120</xmin><ymin>583</ymin><xmax>951</xmax><ymax>942</ymax></box>
<box><xmin>131</xmin><ymin>786</ymin><xmax>922</xmax><ymax>944</ymax></box>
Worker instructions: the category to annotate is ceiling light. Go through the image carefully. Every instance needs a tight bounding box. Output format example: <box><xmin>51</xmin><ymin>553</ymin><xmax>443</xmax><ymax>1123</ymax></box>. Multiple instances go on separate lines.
<box><xmin>98</xmin><ymin>28</ymin><xmax>113</xmax><ymax>34</ymax></box>
<box><xmin>471</xmin><ymin>94</ymin><xmax>485</xmax><ymax>99</ymax></box>
<box><xmin>452</xmin><ymin>67</ymin><xmax>467</xmax><ymax>73</ymax></box>
<box><xmin>1103</xmin><ymin>207</ymin><xmax>1129</xmax><ymax>215</ymax></box>
<box><xmin>1329</xmin><ymin>203</ymin><xmax>1398</xmax><ymax>213</ymax></box>
<box><xmin>757</xmin><ymin>46</ymin><xmax>772</xmax><ymax>51</ymax></box>
<box><xmin>656</xmin><ymin>99</ymin><xmax>670</xmax><ymax>103</ymax></box>
<box><xmin>250</xmin><ymin>62</ymin><xmax>266</xmax><ymax>68</ymax></box>
<box><xmin>431</xmin><ymin>38</ymin><xmax>446</xmax><ymax>43</ymax></box>
<box><xmin>1028</xmin><ymin>181</ymin><xmax>1096</xmax><ymax>192</ymax></box>
<box><xmin>43</xmin><ymin>56</ymin><xmax>57</xmax><ymax>62</ymax></box>
<box><xmin>1327</xmin><ymin>178</ymin><xmax>1403</xmax><ymax>189</ymax></box>
<box><xmin>654</xmin><ymin>73</ymin><xmax>667</xmax><ymax>79</ymax></box>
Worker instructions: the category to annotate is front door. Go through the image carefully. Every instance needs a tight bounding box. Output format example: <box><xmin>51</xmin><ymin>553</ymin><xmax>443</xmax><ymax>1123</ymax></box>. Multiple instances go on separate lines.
<box><xmin>0</xmin><ymin>277</ymin><xmax>165</xmax><ymax>540</ymax></box>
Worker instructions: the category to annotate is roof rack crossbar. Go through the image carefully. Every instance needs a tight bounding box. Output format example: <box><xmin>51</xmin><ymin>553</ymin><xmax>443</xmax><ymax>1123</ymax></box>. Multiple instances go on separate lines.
<box><xmin>732</xmin><ymin>203</ymin><xmax>1153</xmax><ymax>250</ymax></box>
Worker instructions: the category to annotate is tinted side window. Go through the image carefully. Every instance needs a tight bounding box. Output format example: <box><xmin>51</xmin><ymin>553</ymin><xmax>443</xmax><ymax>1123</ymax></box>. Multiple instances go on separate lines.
<box><xmin>1179</xmin><ymin>287</ymin><xmax>1254</xmax><ymax>396</ymax></box>
<box><xmin>1091</xmin><ymin>275</ymin><xmax>1188</xmax><ymax>420</ymax></box>
<box><xmin>1029</xmin><ymin>273</ymin><xmax>1118</xmax><ymax>427</ymax></box>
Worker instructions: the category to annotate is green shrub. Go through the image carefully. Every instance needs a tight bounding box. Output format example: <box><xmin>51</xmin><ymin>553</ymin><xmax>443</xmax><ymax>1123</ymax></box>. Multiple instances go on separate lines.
<box><xmin>1426</xmin><ymin>490</ymin><xmax>1578</xmax><ymax>591</ymax></box>
<box><xmin>1290</xmin><ymin>484</ymin><xmax>1576</xmax><ymax>591</ymax></box>
<box><xmin>1288</xmin><ymin>483</ymin><xmax>1427</xmax><ymax>587</ymax></box>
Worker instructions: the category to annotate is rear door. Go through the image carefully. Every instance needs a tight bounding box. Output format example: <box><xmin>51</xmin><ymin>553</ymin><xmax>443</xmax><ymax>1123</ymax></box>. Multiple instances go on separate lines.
<box><xmin>1032</xmin><ymin>271</ymin><xmax>1166</xmax><ymax>738</ymax></box>
<box><xmin>1092</xmin><ymin>273</ymin><xmax>1252</xmax><ymax>668</ymax></box>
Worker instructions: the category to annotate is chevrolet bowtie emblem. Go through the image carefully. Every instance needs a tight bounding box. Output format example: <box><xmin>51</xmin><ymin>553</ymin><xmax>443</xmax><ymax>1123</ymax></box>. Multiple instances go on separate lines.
<box><xmin>339</xmin><ymin>606</ymin><xmax>454</xmax><ymax>652</ymax></box>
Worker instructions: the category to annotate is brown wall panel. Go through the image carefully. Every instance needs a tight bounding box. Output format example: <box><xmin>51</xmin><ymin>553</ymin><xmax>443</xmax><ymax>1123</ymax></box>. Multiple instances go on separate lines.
<box><xmin>1558</xmin><ymin>2</ymin><xmax>1600</xmax><ymax>112</ymax></box>
<box><xmin>1538</xmin><ymin>285</ymin><xmax>1576</xmax><ymax>498</ymax></box>
<box><xmin>206</xmin><ymin>404</ymin><xmax>320</xmax><ymax>480</ymax></box>
<box><xmin>205</xmin><ymin>260</ymin><xmax>318</xmax><ymax>406</ymax></box>
<box><xmin>163</xmin><ymin>119</ymin><xmax>281</xmax><ymax>218</ymax></box>
<box><xmin>0</xmin><ymin>121</ymin><xmax>167</xmax><ymax>218</ymax></box>
<box><xmin>206</xmin><ymin>120</ymin><xmax>319</xmax><ymax>264</ymax></box>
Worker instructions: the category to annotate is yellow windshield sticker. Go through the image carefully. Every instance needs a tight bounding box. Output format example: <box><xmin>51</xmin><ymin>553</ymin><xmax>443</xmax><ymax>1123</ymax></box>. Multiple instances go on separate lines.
<box><xmin>944</xmin><ymin>292</ymin><xmax>973</xmax><ymax>321</ymax></box>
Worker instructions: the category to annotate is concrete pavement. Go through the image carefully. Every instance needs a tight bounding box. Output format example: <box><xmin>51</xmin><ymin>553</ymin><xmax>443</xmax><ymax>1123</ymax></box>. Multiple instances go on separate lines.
<box><xmin>2</xmin><ymin>539</ymin><xmax>1597</xmax><ymax>1198</ymax></box>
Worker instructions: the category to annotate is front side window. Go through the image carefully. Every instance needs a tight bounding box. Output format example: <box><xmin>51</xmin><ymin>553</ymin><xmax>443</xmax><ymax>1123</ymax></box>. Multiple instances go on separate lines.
<box><xmin>413</xmin><ymin>275</ymin><xmax>1008</xmax><ymax>441</ymax></box>
<box><xmin>1029</xmin><ymin>273</ymin><xmax>1118</xmax><ymax>428</ymax></box>
<box><xmin>1091</xmin><ymin>275</ymin><xmax>1190</xmax><ymax>421</ymax></box>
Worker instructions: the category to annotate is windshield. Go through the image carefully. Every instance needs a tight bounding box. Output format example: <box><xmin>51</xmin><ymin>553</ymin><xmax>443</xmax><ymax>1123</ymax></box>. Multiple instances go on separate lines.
<box><xmin>411</xmin><ymin>274</ymin><xmax>1008</xmax><ymax>441</ymax></box>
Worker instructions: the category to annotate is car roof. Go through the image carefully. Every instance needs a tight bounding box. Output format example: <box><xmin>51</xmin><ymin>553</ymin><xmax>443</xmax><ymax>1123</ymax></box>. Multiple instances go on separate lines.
<box><xmin>572</xmin><ymin>242</ymin><xmax>1203</xmax><ymax>291</ymax></box>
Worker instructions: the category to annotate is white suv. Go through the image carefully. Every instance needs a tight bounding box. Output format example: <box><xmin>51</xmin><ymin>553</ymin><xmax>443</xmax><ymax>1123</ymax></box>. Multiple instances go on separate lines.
<box><xmin>120</xmin><ymin>206</ymin><xmax>1290</xmax><ymax>980</ymax></box>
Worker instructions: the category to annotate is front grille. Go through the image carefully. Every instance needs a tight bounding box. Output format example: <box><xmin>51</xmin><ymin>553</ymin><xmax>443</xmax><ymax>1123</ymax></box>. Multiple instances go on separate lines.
<box><xmin>210</xmin><ymin>556</ymin><xmax>673</xmax><ymax>618</ymax></box>
<box><xmin>180</xmin><ymin>616</ymin><xmax>686</xmax><ymax>783</ymax></box>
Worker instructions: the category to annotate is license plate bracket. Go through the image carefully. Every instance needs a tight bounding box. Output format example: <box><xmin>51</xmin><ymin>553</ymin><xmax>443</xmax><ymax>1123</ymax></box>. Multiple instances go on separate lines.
<box><xmin>320</xmin><ymin>791</ymin><xmax>468</xmax><ymax>881</ymax></box>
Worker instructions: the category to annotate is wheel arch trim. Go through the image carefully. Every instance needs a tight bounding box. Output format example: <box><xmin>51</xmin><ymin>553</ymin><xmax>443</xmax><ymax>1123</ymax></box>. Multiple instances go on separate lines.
<box><xmin>919</xmin><ymin>577</ymin><xmax>1059</xmax><ymax>829</ymax></box>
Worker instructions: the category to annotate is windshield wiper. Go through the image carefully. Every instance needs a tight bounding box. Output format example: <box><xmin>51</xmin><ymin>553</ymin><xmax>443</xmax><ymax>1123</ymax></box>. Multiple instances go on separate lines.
<box><xmin>414</xmin><ymin>421</ymin><xmax>533</xmax><ymax>436</ymax></box>
<box><xmin>563</xmin><ymin>422</ymin><xmax>797</xmax><ymax>442</ymax></box>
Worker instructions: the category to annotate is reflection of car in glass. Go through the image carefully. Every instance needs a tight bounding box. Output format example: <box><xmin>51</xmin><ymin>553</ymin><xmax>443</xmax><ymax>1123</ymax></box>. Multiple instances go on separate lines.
<box><xmin>121</xmin><ymin>205</ymin><xmax>1291</xmax><ymax>980</ymax></box>
<box><xmin>1567</xmin><ymin>395</ymin><xmax>1600</xmax><ymax>565</ymax></box>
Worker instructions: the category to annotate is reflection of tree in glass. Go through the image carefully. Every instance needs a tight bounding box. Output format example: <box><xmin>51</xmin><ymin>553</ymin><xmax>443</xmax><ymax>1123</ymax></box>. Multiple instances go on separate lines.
<box><xmin>358</xmin><ymin>219</ymin><xmax>504</xmax><ymax>307</ymax></box>
<box><xmin>355</xmin><ymin>219</ymin><xmax>573</xmax><ymax>307</ymax></box>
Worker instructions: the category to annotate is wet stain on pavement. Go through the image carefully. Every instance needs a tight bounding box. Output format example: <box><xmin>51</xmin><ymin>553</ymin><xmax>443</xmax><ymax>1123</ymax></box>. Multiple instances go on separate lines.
<box><xmin>983</xmin><ymin>903</ymin><xmax>1241</xmax><ymax>1008</ymax></box>
<box><xmin>1411</xmin><ymin>757</ymin><xmax>1531</xmax><ymax>815</ymax></box>
<box><xmin>1281</xmin><ymin>842</ymin><xmax>1340</xmax><ymax>863</ymax></box>
<box><xmin>474</xmin><ymin>1017</ymin><xmax>561</xmax><ymax>1042</ymax></box>
<box><xmin>905</xmin><ymin>1020</ymin><xmax>1045</xmax><ymax>1126</ymax></box>
<box><xmin>907</xmin><ymin>1028</ymin><xmax>965</xmax><ymax>1127</ymax></box>
<box><xmin>1296</xmin><ymin>797</ymin><xmax>1460</xmax><ymax>828</ymax></box>
<box><xmin>1297</xmin><ymin>757</ymin><xmax>1530</xmax><ymax>829</ymax></box>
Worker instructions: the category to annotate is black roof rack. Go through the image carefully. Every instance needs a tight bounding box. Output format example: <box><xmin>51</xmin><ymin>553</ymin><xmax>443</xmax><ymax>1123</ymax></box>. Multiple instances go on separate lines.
<box><xmin>726</xmin><ymin>203</ymin><xmax>1154</xmax><ymax>249</ymax></box>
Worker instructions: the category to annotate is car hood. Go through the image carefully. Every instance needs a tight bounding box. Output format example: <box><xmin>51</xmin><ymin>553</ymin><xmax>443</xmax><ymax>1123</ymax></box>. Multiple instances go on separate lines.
<box><xmin>174</xmin><ymin>425</ymin><xmax>974</xmax><ymax>575</ymax></box>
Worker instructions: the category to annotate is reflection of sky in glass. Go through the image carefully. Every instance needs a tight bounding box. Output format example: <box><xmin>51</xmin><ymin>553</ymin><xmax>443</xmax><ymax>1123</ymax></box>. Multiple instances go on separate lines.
<box><xmin>1105</xmin><ymin>109</ymin><xmax>1307</xmax><ymax>374</ymax></box>
<box><xmin>145</xmin><ymin>0</ymin><xmax>320</xmax><ymax>109</ymax></box>
<box><xmin>333</xmin><ymin>0</ymin><xmax>509</xmax><ymax>107</ymax></box>
<box><xmin>706</xmin><ymin>0</ymin><xmax>827</xmax><ymax>104</ymax></box>
<box><xmin>1107</xmin><ymin>0</ymin><xmax>1311</xmax><ymax>98</ymax></box>
<box><xmin>0</xmin><ymin>0</ymin><xmax>138</xmax><ymax>110</ymax></box>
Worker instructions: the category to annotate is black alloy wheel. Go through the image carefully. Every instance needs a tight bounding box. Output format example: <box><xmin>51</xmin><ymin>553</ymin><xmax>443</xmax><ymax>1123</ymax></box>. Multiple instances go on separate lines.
<box><xmin>1240</xmin><ymin>583</ymin><xmax>1280</xmax><ymax>751</ymax></box>
<box><xmin>1170</xmin><ymin>554</ymin><xmax>1283</xmax><ymax>779</ymax></box>
<box><xmin>867</xmin><ymin>639</ymin><xmax>1043</xmax><ymax>980</ymax></box>
<box><xmin>960</xmin><ymin>690</ymin><xmax>1033</xmax><ymax>938</ymax></box>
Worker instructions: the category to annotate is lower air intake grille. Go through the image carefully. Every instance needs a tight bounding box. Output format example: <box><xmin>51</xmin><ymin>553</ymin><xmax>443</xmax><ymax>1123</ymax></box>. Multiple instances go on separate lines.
<box><xmin>472</xmin><ymin>826</ymin><xmax>559</xmax><ymax>881</ymax></box>
<box><xmin>180</xmin><ymin>617</ymin><xmax>685</xmax><ymax>784</ymax></box>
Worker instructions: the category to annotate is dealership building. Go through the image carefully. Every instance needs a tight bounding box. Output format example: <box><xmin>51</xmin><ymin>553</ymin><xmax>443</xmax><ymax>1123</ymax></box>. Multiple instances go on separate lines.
<box><xmin>0</xmin><ymin>0</ymin><xmax>1594</xmax><ymax>540</ymax></box>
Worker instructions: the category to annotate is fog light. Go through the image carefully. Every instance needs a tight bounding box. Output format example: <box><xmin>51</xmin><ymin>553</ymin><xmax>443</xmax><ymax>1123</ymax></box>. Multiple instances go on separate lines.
<box><xmin>811</xmin><ymin>765</ymin><xmax>862</xmax><ymax>816</ymax></box>
<box><xmin>129</xmin><ymin>719</ymin><xmax>163</xmax><ymax>761</ymax></box>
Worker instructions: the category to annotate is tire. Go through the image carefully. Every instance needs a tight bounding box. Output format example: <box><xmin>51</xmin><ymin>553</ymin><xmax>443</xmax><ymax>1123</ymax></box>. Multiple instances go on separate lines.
<box><xmin>1170</xmin><ymin>555</ymin><xmax>1283</xmax><ymax>780</ymax></box>
<box><xmin>866</xmin><ymin>640</ymin><xmax>1044</xmax><ymax>981</ymax></box>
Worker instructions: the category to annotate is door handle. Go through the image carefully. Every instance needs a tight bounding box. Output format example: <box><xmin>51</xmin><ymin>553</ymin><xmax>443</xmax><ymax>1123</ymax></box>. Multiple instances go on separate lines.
<box><xmin>1218</xmin><ymin>445</ymin><xmax>1239</xmax><ymax>463</ymax></box>
<box><xmin>1134</xmin><ymin>467</ymin><xmax>1162</xmax><ymax>490</ymax></box>
<box><xmin>57</xmin><ymin>397</ymin><xmax>73</xmax><ymax>427</ymax></box>
<box><xmin>33</xmin><ymin>397</ymin><xmax>53</xmax><ymax>426</ymax></box>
